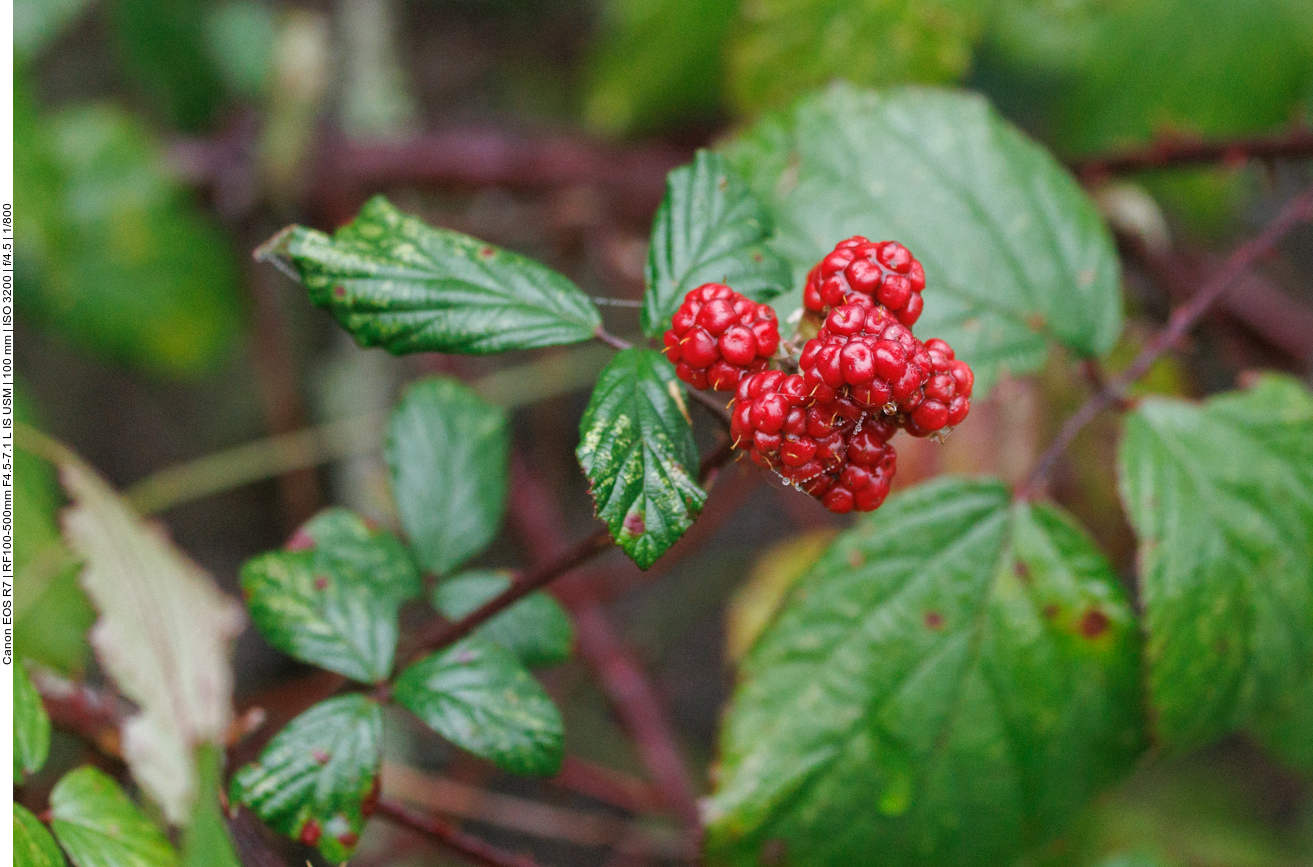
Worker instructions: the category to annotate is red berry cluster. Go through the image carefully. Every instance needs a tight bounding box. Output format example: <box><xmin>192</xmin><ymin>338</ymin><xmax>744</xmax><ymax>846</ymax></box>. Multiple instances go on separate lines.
<box><xmin>663</xmin><ymin>283</ymin><xmax>780</xmax><ymax>391</ymax></box>
<box><xmin>804</xmin><ymin>236</ymin><xmax>926</xmax><ymax>327</ymax></box>
<box><xmin>662</xmin><ymin>238</ymin><xmax>972</xmax><ymax>515</ymax></box>
<box><xmin>730</xmin><ymin>370</ymin><xmax>898</xmax><ymax>512</ymax></box>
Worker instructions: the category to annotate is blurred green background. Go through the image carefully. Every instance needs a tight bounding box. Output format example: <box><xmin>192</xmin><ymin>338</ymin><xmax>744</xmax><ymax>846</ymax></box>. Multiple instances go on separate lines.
<box><xmin>14</xmin><ymin>0</ymin><xmax>1313</xmax><ymax>864</ymax></box>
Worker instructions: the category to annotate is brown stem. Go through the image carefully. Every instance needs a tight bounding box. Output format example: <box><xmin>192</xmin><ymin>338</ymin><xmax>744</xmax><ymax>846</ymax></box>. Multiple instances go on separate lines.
<box><xmin>1018</xmin><ymin>183</ymin><xmax>1313</xmax><ymax>500</ymax></box>
<box><xmin>506</xmin><ymin>457</ymin><xmax>704</xmax><ymax>835</ymax></box>
<box><xmin>1072</xmin><ymin>127</ymin><xmax>1313</xmax><ymax>180</ymax></box>
<box><xmin>570</xmin><ymin>601</ymin><xmax>702</xmax><ymax>833</ymax></box>
<box><xmin>377</xmin><ymin>799</ymin><xmax>545</xmax><ymax>867</ymax></box>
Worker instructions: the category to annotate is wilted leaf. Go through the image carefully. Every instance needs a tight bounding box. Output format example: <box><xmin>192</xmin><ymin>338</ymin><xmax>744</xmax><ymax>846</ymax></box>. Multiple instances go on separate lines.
<box><xmin>50</xmin><ymin>766</ymin><xmax>179</xmax><ymax>867</ymax></box>
<box><xmin>707</xmin><ymin>478</ymin><xmax>1145</xmax><ymax>867</ymax></box>
<box><xmin>577</xmin><ymin>348</ymin><xmax>706</xmax><ymax>569</ymax></box>
<box><xmin>50</xmin><ymin>441</ymin><xmax>244</xmax><ymax>824</ymax></box>
<box><xmin>394</xmin><ymin>638</ymin><xmax>564</xmax><ymax>776</ymax></box>
<box><xmin>433</xmin><ymin>570</ymin><xmax>573</xmax><ymax>667</ymax></box>
<box><xmin>241</xmin><ymin>508</ymin><xmax>419</xmax><ymax>683</ymax></box>
<box><xmin>725</xmin><ymin>530</ymin><xmax>836</xmax><ymax>664</ymax></box>
<box><xmin>642</xmin><ymin>150</ymin><xmax>791</xmax><ymax>337</ymax></box>
<box><xmin>386</xmin><ymin>377</ymin><xmax>508</xmax><ymax>576</ymax></box>
<box><xmin>258</xmin><ymin>196</ymin><xmax>602</xmax><ymax>355</ymax></box>
<box><xmin>724</xmin><ymin>84</ymin><xmax>1122</xmax><ymax>397</ymax></box>
<box><xmin>1118</xmin><ymin>374</ymin><xmax>1313</xmax><ymax>753</ymax></box>
<box><xmin>231</xmin><ymin>695</ymin><xmax>382</xmax><ymax>864</ymax></box>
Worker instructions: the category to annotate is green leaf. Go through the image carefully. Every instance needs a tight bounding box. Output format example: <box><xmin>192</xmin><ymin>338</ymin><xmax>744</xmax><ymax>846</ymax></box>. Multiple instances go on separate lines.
<box><xmin>394</xmin><ymin>638</ymin><xmax>565</xmax><ymax>776</ymax></box>
<box><xmin>1053</xmin><ymin>0</ymin><xmax>1313</xmax><ymax>157</ymax></box>
<box><xmin>241</xmin><ymin>508</ymin><xmax>419</xmax><ymax>683</ymax></box>
<box><xmin>642</xmin><ymin>150</ymin><xmax>791</xmax><ymax>337</ymax></box>
<box><xmin>204</xmin><ymin>1</ymin><xmax>277</xmax><ymax>99</ymax></box>
<box><xmin>181</xmin><ymin>745</ymin><xmax>240</xmax><ymax>867</ymax></box>
<box><xmin>726</xmin><ymin>0</ymin><xmax>984</xmax><ymax>115</ymax></box>
<box><xmin>582</xmin><ymin>0</ymin><xmax>737</xmax><ymax>135</ymax></box>
<box><xmin>386</xmin><ymin>377</ymin><xmax>508</xmax><ymax>576</ymax></box>
<box><xmin>109</xmin><ymin>0</ymin><xmax>226</xmax><ymax>131</ymax></box>
<box><xmin>433</xmin><ymin>570</ymin><xmax>573</xmax><ymax>667</ymax></box>
<box><xmin>15</xmin><ymin>97</ymin><xmax>241</xmax><ymax>377</ymax></box>
<box><xmin>707</xmin><ymin>478</ymin><xmax>1146</xmax><ymax>867</ymax></box>
<box><xmin>723</xmin><ymin>84</ymin><xmax>1123</xmax><ymax>398</ymax></box>
<box><xmin>1118</xmin><ymin>374</ymin><xmax>1313</xmax><ymax>753</ymax></box>
<box><xmin>14</xmin><ymin>662</ymin><xmax>51</xmax><ymax>783</ymax></box>
<box><xmin>576</xmin><ymin>348</ymin><xmax>707</xmax><ymax>569</ymax></box>
<box><xmin>258</xmin><ymin>196</ymin><xmax>602</xmax><ymax>355</ymax></box>
<box><xmin>15</xmin><ymin>385</ymin><xmax>93</xmax><ymax>673</ymax></box>
<box><xmin>14</xmin><ymin>804</ymin><xmax>66</xmax><ymax>867</ymax></box>
<box><xmin>230</xmin><ymin>695</ymin><xmax>382</xmax><ymax>864</ymax></box>
<box><xmin>50</xmin><ymin>766</ymin><xmax>179</xmax><ymax>867</ymax></box>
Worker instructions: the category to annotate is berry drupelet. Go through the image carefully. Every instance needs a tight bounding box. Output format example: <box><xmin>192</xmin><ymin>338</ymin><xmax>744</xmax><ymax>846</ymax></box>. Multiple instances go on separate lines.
<box><xmin>803</xmin><ymin>236</ymin><xmax>927</xmax><ymax>326</ymax></box>
<box><xmin>663</xmin><ymin>283</ymin><xmax>780</xmax><ymax>391</ymax></box>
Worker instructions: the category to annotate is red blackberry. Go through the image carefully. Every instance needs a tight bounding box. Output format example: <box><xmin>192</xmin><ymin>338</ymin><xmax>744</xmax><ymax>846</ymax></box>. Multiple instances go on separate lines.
<box><xmin>731</xmin><ymin>371</ymin><xmax>854</xmax><ymax>484</ymax></box>
<box><xmin>730</xmin><ymin>371</ymin><xmax>897</xmax><ymax>513</ymax></box>
<box><xmin>801</xmin><ymin>426</ymin><xmax>898</xmax><ymax>514</ymax></box>
<box><xmin>663</xmin><ymin>283</ymin><xmax>780</xmax><ymax>391</ymax></box>
<box><xmin>803</xmin><ymin>236</ymin><xmax>927</xmax><ymax>326</ymax></box>
<box><xmin>798</xmin><ymin>299</ymin><xmax>934</xmax><ymax>414</ymax></box>
<box><xmin>901</xmin><ymin>338</ymin><xmax>974</xmax><ymax>437</ymax></box>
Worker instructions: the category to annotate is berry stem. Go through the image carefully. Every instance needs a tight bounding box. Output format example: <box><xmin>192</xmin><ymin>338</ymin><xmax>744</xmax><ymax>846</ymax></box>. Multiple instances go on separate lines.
<box><xmin>1018</xmin><ymin>182</ymin><xmax>1313</xmax><ymax>500</ymax></box>
<box><xmin>593</xmin><ymin>326</ymin><xmax>633</xmax><ymax>351</ymax></box>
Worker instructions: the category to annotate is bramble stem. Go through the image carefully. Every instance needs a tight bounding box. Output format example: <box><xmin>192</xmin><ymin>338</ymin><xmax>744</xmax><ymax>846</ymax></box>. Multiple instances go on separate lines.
<box><xmin>399</xmin><ymin>436</ymin><xmax>737</xmax><ymax>668</ymax></box>
<box><xmin>377</xmin><ymin>799</ymin><xmax>544</xmax><ymax>867</ymax></box>
<box><xmin>1018</xmin><ymin>183</ymin><xmax>1313</xmax><ymax>500</ymax></box>
<box><xmin>1072</xmin><ymin>127</ymin><xmax>1313</xmax><ymax>180</ymax></box>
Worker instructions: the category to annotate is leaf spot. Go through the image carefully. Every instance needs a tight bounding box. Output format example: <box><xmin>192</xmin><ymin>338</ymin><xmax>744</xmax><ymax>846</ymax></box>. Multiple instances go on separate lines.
<box><xmin>332</xmin><ymin>285</ymin><xmax>347</xmax><ymax>300</ymax></box>
<box><xmin>286</xmin><ymin>529</ymin><xmax>315</xmax><ymax>552</ymax></box>
<box><xmin>479</xmin><ymin>245</ymin><xmax>495</xmax><ymax>259</ymax></box>
<box><xmin>1042</xmin><ymin>603</ymin><xmax>1060</xmax><ymax>620</ymax></box>
<box><xmin>847</xmin><ymin>549</ymin><xmax>864</xmax><ymax>569</ymax></box>
<box><xmin>622</xmin><ymin>510</ymin><xmax>646</xmax><ymax>537</ymax></box>
<box><xmin>298</xmin><ymin>818</ymin><xmax>322</xmax><ymax>846</ymax></box>
<box><xmin>923</xmin><ymin>610</ymin><xmax>944</xmax><ymax>630</ymax></box>
<box><xmin>314</xmin><ymin>575</ymin><xmax>330</xmax><ymax>591</ymax></box>
<box><xmin>1027</xmin><ymin>312</ymin><xmax>1047</xmax><ymax>333</ymax></box>
<box><xmin>311</xmin><ymin>749</ymin><xmax>330</xmax><ymax>766</ymax></box>
<box><xmin>1079</xmin><ymin>609</ymin><xmax>1110</xmax><ymax>638</ymax></box>
<box><xmin>1014</xmin><ymin>560</ymin><xmax>1032</xmax><ymax>585</ymax></box>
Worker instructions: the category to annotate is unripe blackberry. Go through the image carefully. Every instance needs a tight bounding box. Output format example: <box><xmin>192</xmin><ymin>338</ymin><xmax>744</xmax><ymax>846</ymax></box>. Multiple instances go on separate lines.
<box><xmin>731</xmin><ymin>371</ymin><xmax>898</xmax><ymax>514</ymax></box>
<box><xmin>663</xmin><ymin>283</ymin><xmax>780</xmax><ymax>391</ymax></box>
<box><xmin>803</xmin><ymin>236</ymin><xmax>927</xmax><ymax>326</ymax></box>
<box><xmin>901</xmin><ymin>338</ymin><xmax>974</xmax><ymax>437</ymax></box>
<box><xmin>801</xmin><ymin>426</ymin><xmax>898</xmax><ymax>514</ymax></box>
<box><xmin>731</xmin><ymin>372</ymin><xmax>853</xmax><ymax>484</ymax></box>
<box><xmin>799</xmin><ymin>299</ymin><xmax>934</xmax><ymax>414</ymax></box>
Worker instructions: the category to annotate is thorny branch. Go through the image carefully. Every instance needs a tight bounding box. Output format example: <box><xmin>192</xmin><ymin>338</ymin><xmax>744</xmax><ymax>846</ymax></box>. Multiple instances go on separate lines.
<box><xmin>1018</xmin><ymin>182</ymin><xmax>1313</xmax><ymax>500</ymax></box>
